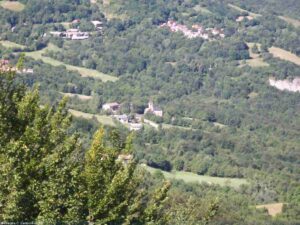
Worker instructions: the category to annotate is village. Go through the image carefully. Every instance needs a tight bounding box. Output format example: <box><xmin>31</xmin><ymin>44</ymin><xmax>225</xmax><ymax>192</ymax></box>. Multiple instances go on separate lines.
<box><xmin>102</xmin><ymin>100</ymin><xmax>163</xmax><ymax>131</ymax></box>
<box><xmin>49</xmin><ymin>20</ymin><xmax>103</xmax><ymax>40</ymax></box>
<box><xmin>160</xmin><ymin>20</ymin><xmax>225</xmax><ymax>40</ymax></box>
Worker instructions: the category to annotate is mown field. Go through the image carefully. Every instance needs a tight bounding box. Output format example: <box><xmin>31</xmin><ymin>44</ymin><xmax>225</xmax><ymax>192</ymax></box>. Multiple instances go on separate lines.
<box><xmin>256</xmin><ymin>203</ymin><xmax>284</xmax><ymax>216</ymax></box>
<box><xmin>24</xmin><ymin>44</ymin><xmax>118</xmax><ymax>82</ymax></box>
<box><xmin>68</xmin><ymin>109</ymin><xmax>116</xmax><ymax>126</ymax></box>
<box><xmin>1</xmin><ymin>40</ymin><xmax>118</xmax><ymax>82</ymax></box>
<box><xmin>0</xmin><ymin>40</ymin><xmax>25</xmax><ymax>49</ymax></box>
<box><xmin>239</xmin><ymin>43</ymin><xmax>269</xmax><ymax>67</ymax></box>
<box><xmin>143</xmin><ymin>165</ymin><xmax>248</xmax><ymax>188</ymax></box>
<box><xmin>228</xmin><ymin>3</ymin><xmax>261</xmax><ymax>18</ymax></box>
<box><xmin>278</xmin><ymin>16</ymin><xmax>300</xmax><ymax>28</ymax></box>
<box><xmin>269</xmin><ymin>46</ymin><xmax>300</xmax><ymax>66</ymax></box>
<box><xmin>60</xmin><ymin>92</ymin><xmax>93</xmax><ymax>101</ymax></box>
<box><xmin>0</xmin><ymin>0</ymin><xmax>25</xmax><ymax>12</ymax></box>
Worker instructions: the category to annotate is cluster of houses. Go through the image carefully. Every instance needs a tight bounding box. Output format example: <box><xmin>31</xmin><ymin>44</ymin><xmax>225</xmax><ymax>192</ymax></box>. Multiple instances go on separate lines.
<box><xmin>160</xmin><ymin>20</ymin><xmax>225</xmax><ymax>40</ymax></box>
<box><xmin>50</xmin><ymin>29</ymin><xmax>90</xmax><ymax>40</ymax></box>
<box><xmin>49</xmin><ymin>20</ymin><xmax>103</xmax><ymax>40</ymax></box>
<box><xmin>102</xmin><ymin>101</ymin><xmax>163</xmax><ymax>131</ymax></box>
<box><xmin>0</xmin><ymin>59</ymin><xmax>33</xmax><ymax>74</ymax></box>
<box><xmin>235</xmin><ymin>15</ymin><xmax>254</xmax><ymax>22</ymax></box>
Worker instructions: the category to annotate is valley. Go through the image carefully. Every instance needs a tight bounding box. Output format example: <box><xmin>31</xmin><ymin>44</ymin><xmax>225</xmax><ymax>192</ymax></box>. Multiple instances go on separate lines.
<box><xmin>0</xmin><ymin>0</ymin><xmax>299</xmax><ymax>223</ymax></box>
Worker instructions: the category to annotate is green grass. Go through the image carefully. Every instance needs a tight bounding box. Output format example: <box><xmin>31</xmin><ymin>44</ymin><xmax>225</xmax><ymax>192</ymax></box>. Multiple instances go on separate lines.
<box><xmin>228</xmin><ymin>3</ymin><xmax>261</xmax><ymax>18</ymax></box>
<box><xmin>278</xmin><ymin>16</ymin><xmax>300</xmax><ymax>28</ymax></box>
<box><xmin>193</xmin><ymin>5</ymin><xmax>213</xmax><ymax>14</ymax></box>
<box><xmin>143</xmin><ymin>165</ymin><xmax>248</xmax><ymax>188</ymax></box>
<box><xmin>0</xmin><ymin>1</ymin><xmax>25</xmax><ymax>12</ymax></box>
<box><xmin>24</xmin><ymin>44</ymin><xmax>118</xmax><ymax>82</ymax></box>
<box><xmin>239</xmin><ymin>58</ymin><xmax>269</xmax><ymax>67</ymax></box>
<box><xmin>269</xmin><ymin>46</ymin><xmax>300</xmax><ymax>66</ymax></box>
<box><xmin>0</xmin><ymin>40</ymin><xmax>25</xmax><ymax>49</ymax></box>
<box><xmin>68</xmin><ymin>109</ymin><xmax>116</xmax><ymax>126</ymax></box>
<box><xmin>60</xmin><ymin>92</ymin><xmax>93</xmax><ymax>101</ymax></box>
<box><xmin>162</xmin><ymin>123</ymin><xmax>197</xmax><ymax>131</ymax></box>
<box><xmin>239</xmin><ymin>42</ymin><xmax>269</xmax><ymax>67</ymax></box>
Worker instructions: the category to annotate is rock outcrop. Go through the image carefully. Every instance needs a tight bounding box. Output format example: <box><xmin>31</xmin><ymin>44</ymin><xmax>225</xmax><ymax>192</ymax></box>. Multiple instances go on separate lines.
<box><xmin>269</xmin><ymin>77</ymin><xmax>300</xmax><ymax>92</ymax></box>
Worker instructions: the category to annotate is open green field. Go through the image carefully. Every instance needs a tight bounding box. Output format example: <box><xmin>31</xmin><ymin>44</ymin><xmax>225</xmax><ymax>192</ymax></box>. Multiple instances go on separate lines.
<box><xmin>228</xmin><ymin>3</ymin><xmax>261</xmax><ymax>18</ymax></box>
<box><xmin>162</xmin><ymin>123</ymin><xmax>197</xmax><ymax>131</ymax></box>
<box><xmin>240</xmin><ymin>58</ymin><xmax>269</xmax><ymax>67</ymax></box>
<box><xmin>278</xmin><ymin>16</ymin><xmax>300</xmax><ymax>28</ymax></box>
<box><xmin>68</xmin><ymin>109</ymin><xmax>116</xmax><ymax>126</ymax></box>
<box><xmin>239</xmin><ymin>43</ymin><xmax>269</xmax><ymax>67</ymax></box>
<box><xmin>193</xmin><ymin>5</ymin><xmax>212</xmax><ymax>14</ymax></box>
<box><xmin>60</xmin><ymin>92</ymin><xmax>93</xmax><ymax>101</ymax></box>
<box><xmin>143</xmin><ymin>165</ymin><xmax>248</xmax><ymax>188</ymax></box>
<box><xmin>269</xmin><ymin>46</ymin><xmax>300</xmax><ymax>66</ymax></box>
<box><xmin>1</xmin><ymin>41</ymin><xmax>118</xmax><ymax>82</ymax></box>
<box><xmin>24</xmin><ymin>44</ymin><xmax>118</xmax><ymax>82</ymax></box>
<box><xmin>0</xmin><ymin>1</ymin><xmax>25</xmax><ymax>12</ymax></box>
<box><xmin>0</xmin><ymin>40</ymin><xmax>25</xmax><ymax>49</ymax></box>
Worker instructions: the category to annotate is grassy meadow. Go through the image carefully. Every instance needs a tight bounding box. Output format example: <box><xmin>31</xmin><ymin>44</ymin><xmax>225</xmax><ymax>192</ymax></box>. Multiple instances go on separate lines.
<box><xmin>68</xmin><ymin>109</ymin><xmax>116</xmax><ymax>126</ymax></box>
<box><xmin>0</xmin><ymin>0</ymin><xmax>25</xmax><ymax>12</ymax></box>
<box><xmin>228</xmin><ymin>3</ymin><xmax>261</xmax><ymax>18</ymax></box>
<box><xmin>24</xmin><ymin>44</ymin><xmax>118</xmax><ymax>82</ymax></box>
<box><xmin>238</xmin><ymin>43</ymin><xmax>269</xmax><ymax>67</ymax></box>
<box><xmin>143</xmin><ymin>165</ymin><xmax>248</xmax><ymax>188</ymax></box>
<box><xmin>0</xmin><ymin>40</ymin><xmax>26</xmax><ymax>49</ymax></box>
<box><xmin>278</xmin><ymin>16</ymin><xmax>300</xmax><ymax>28</ymax></box>
<box><xmin>269</xmin><ymin>47</ymin><xmax>300</xmax><ymax>66</ymax></box>
<box><xmin>60</xmin><ymin>92</ymin><xmax>93</xmax><ymax>101</ymax></box>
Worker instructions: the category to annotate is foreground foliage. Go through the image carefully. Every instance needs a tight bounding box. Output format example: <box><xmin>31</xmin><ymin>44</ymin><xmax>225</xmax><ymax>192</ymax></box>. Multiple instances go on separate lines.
<box><xmin>0</xmin><ymin>70</ymin><xmax>169</xmax><ymax>224</ymax></box>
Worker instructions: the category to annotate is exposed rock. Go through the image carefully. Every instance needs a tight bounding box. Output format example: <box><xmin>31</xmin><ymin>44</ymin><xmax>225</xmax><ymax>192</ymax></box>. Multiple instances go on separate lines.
<box><xmin>269</xmin><ymin>77</ymin><xmax>300</xmax><ymax>92</ymax></box>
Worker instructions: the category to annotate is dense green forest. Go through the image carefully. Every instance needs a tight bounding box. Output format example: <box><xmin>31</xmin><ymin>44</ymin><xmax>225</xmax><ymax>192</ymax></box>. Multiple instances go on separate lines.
<box><xmin>0</xmin><ymin>0</ymin><xmax>299</xmax><ymax>224</ymax></box>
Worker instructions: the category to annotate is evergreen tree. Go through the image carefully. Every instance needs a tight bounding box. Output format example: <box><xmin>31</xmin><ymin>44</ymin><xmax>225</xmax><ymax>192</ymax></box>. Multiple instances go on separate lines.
<box><xmin>0</xmin><ymin>69</ymin><xmax>169</xmax><ymax>223</ymax></box>
<box><xmin>85</xmin><ymin>128</ymin><xmax>170</xmax><ymax>224</ymax></box>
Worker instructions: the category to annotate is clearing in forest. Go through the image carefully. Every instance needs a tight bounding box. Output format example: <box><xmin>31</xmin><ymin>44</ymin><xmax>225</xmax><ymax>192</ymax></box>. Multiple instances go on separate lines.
<box><xmin>143</xmin><ymin>165</ymin><xmax>248</xmax><ymax>188</ymax></box>
<box><xmin>278</xmin><ymin>16</ymin><xmax>300</xmax><ymax>28</ymax></box>
<box><xmin>256</xmin><ymin>203</ymin><xmax>284</xmax><ymax>216</ymax></box>
<box><xmin>193</xmin><ymin>5</ymin><xmax>213</xmax><ymax>14</ymax></box>
<box><xmin>60</xmin><ymin>92</ymin><xmax>93</xmax><ymax>101</ymax></box>
<box><xmin>68</xmin><ymin>109</ymin><xmax>116</xmax><ymax>126</ymax></box>
<box><xmin>0</xmin><ymin>40</ymin><xmax>25</xmax><ymax>49</ymax></box>
<box><xmin>239</xmin><ymin>43</ymin><xmax>269</xmax><ymax>67</ymax></box>
<box><xmin>97</xmin><ymin>0</ymin><xmax>127</xmax><ymax>21</ymax></box>
<box><xmin>0</xmin><ymin>1</ymin><xmax>25</xmax><ymax>12</ymax></box>
<box><xmin>24</xmin><ymin>44</ymin><xmax>118</xmax><ymax>82</ymax></box>
<box><xmin>228</xmin><ymin>3</ymin><xmax>261</xmax><ymax>18</ymax></box>
<box><xmin>269</xmin><ymin>47</ymin><xmax>300</xmax><ymax>66</ymax></box>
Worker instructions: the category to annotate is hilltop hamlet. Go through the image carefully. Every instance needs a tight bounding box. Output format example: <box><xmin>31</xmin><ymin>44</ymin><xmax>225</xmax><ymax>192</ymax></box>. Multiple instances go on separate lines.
<box><xmin>102</xmin><ymin>100</ymin><xmax>163</xmax><ymax>131</ymax></box>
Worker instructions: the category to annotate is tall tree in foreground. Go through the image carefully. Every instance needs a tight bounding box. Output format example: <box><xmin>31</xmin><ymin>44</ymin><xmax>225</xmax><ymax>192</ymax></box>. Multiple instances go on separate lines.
<box><xmin>0</xmin><ymin>68</ymin><xmax>84</xmax><ymax>221</ymax></box>
<box><xmin>0</xmin><ymin>68</ymin><xmax>169</xmax><ymax>223</ymax></box>
<box><xmin>85</xmin><ymin>128</ymin><xmax>170</xmax><ymax>224</ymax></box>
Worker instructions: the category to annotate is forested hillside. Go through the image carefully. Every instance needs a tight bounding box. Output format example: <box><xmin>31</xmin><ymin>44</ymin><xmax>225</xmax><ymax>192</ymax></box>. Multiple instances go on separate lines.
<box><xmin>0</xmin><ymin>0</ymin><xmax>299</xmax><ymax>224</ymax></box>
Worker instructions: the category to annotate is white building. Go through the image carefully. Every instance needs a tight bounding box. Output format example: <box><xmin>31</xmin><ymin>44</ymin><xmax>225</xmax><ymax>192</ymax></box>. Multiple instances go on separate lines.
<box><xmin>144</xmin><ymin>101</ymin><xmax>163</xmax><ymax>117</ymax></box>
<box><xmin>102</xmin><ymin>102</ymin><xmax>120</xmax><ymax>112</ymax></box>
<box><xmin>91</xmin><ymin>20</ymin><xmax>103</xmax><ymax>30</ymax></box>
<box><xmin>129</xmin><ymin>123</ymin><xmax>143</xmax><ymax>131</ymax></box>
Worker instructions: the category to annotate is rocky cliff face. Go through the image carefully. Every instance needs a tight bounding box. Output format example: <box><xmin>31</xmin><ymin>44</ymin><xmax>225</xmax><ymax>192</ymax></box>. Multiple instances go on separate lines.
<box><xmin>269</xmin><ymin>77</ymin><xmax>300</xmax><ymax>92</ymax></box>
